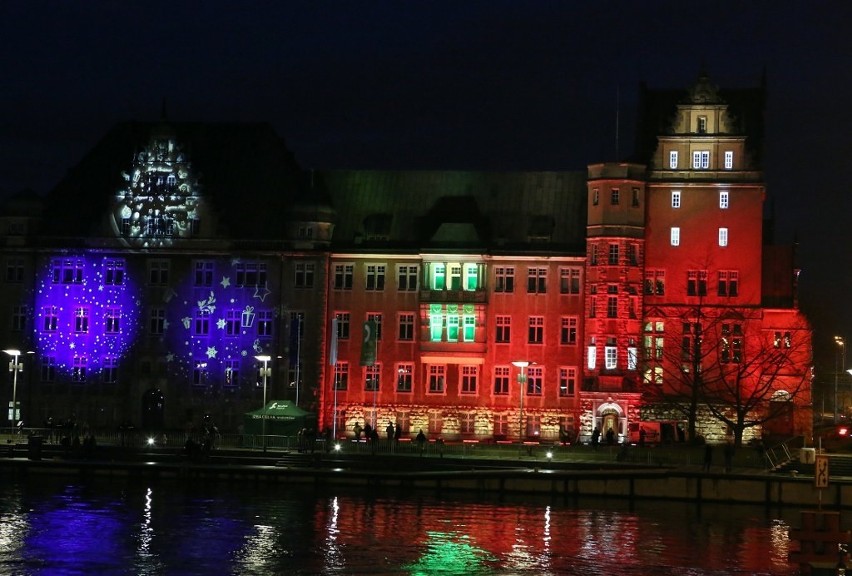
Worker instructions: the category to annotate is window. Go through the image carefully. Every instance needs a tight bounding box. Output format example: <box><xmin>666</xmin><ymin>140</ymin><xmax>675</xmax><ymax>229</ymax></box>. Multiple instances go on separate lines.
<box><xmin>298</xmin><ymin>225</ymin><xmax>313</xmax><ymax>239</ymax></box>
<box><xmin>72</xmin><ymin>357</ymin><xmax>87</xmax><ymax>383</ymax></box>
<box><xmin>396</xmin><ymin>364</ymin><xmax>413</xmax><ymax>392</ymax></box>
<box><xmin>670</xmin><ymin>227</ymin><xmax>680</xmax><ymax>246</ymax></box>
<box><xmin>493</xmin><ymin>413</ymin><xmax>509</xmax><ymax>437</ymax></box>
<box><xmin>223</xmin><ymin>359</ymin><xmax>240</xmax><ymax>387</ymax></box>
<box><xmin>719</xmin><ymin>228</ymin><xmax>728</xmax><ymax>247</ymax></box>
<box><xmin>718</xmin><ymin>270</ymin><xmax>739</xmax><ymax>297</ymax></box>
<box><xmin>606</xmin><ymin>296</ymin><xmax>618</xmax><ymax>318</ymax></box>
<box><xmin>192</xmin><ymin>363</ymin><xmax>208</xmax><ymax>387</ymax></box>
<box><xmin>428</xmin><ymin>365</ymin><xmax>445</xmax><ymax>394</ymax></box>
<box><xmin>335</xmin><ymin>312</ymin><xmax>350</xmax><ymax>340</ymax></box>
<box><xmin>5</xmin><ymin>257</ymin><xmax>23</xmax><ymax>283</ymax></box>
<box><xmin>366</xmin><ymin>264</ymin><xmax>386</xmax><ymax>291</ymax></box>
<box><xmin>334</xmin><ymin>264</ymin><xmax>353</xmax><ymax>290</ymax></box>
<box><xmin>682</xmin><ymin>322</ymin><xmax>702</xmax><ymax>362</ymax></box>
<box><xmin>41</xmin><ymin>356</ymin><xmax>56</xmax><ymax>382</ymax></box>
<box><xmin>432</xmin><ymin>264</ymin><xmax>446</xmax><ymax>290</ymax></box>
<box><xmin>494</xmin><ymin>366</ymin><xmax>510</xmax><ymax>395</ymax></box>
<box><xmin>398</xmin><ymin>313</ymin><xmax>415</xmax><ymax>341</ymax></box>
<box><xmin>632</xmin><ymin>188</ymin><xmax>640</xmax><ymax>207</ymax></box>
<box><xmin>364</xmin><ymin>364</ymin><xmax>380</xmax><ymax>391</ymax></box>
<box><xmin>149</xmin><ymin>307</ymin><xmax>165</xmax><ymax>335</ymax></box>
<box><xmin>447</xmin><ymin>314</ymin><xmax>459</xmax><ymax>342</ymax></box>
<box><xmin>464</xmin><ymin>264</ymin><xmax>478</xmax><ymax>290</ymax></box>
<box><xmin>105</xmin><ymin>306</ymin><xmax>121</xmax><ymax>334</ymax></box>
<box><xmin>74</xmin><ymin>307</ymin><xmax>89</xmax><ymax>333</ymax></box>
<box><xmin>720</xmin><ymin>191</ymin><xmax>729</xmax><ymax>209</ymax></box>
<box><xmin>590</xmin><ymin>244</ymin><xmax>598</xmax><ymax>265</ymax></box>
<box><xmin>460</xmin><ymin>412</ymin><xmax>476</xmax><ymax>435</ymax></box>
<box><xmin>608</xmin><ymin>244</ymin><xmax>619</xmax><ymax>265</ymax></box>
<box><xmin>449</xmin><ymin>266</ymin><xmax>461</xmax><ymax>290</ymax></box>
<box><xmin>724</xmin><ymin>151</ymin><xmax>733</xmax><ymax>170</ymax></box>
<box><xmin>235</xmin><ymin>262</ymin><xmax>267</xmax><ymax>287</ymax></box>
<box><xmin>429</xmin><ymin>308</ymin><xmax>443</xmax><ymax>342</ymax></box>
<box><xmin>627</xmin><ymin>244</ymin><xmax>638</xmax><ymax>266</ymax></box>
<box><xmin>527</xmin><ymin>367</ymin><xmax>543</xmax><ymax>396</ymax></box>
<box><xmin>560</xmin><ymin>267</ymin><xmax>581</xmax><ymax>294</ymax></box>
<box><xmin>495</xmin><ymin>266</ymin><xmax>514</xmax><ymax>293</ymax></box>
<box><xmin>367</xmin><ymin>313</ymin><xmax>382</xmax><ymax>341</ymax></box>
<box><xmin>225</xmin><ymin>309</ymin><xmax>241</xmax><ymax>336</ymax></box>
<box><xmin>148</xmin><ymin>259</ymin><xmax>170</xmax><ymax>285</ymax></box>
<box><xmin>589</xmin><ymin>296</ymin><xmax>596</xmax><ymax>318</ymax></box>
<box><xmin>194</xmin><ymin>261</ymin><xmax>213</xmax><ymax>287</ymax></box>
<box><xmin>527</xmin><ymin>268</ymin><xmax>547</xmax><ymax>293</ymax></box>
<box><xmin>587</xmin><ymin>343</ymin><xmax>596</xmax><ymax>370</ymax></box>
<box><xmin>774</xmin><ymin>331</ymin><xmax>792</xmax><ymax>349</ymax></box>
<box><xmin>397</xmin><ymin>265</ymin><xmax>418</xmax><ymax>291</ymax></box>
<box><xmin>604</xmin><ymin>344</ymin><xmax>617</xmax><ymax>370</ymax></box>
<box><xmin>610</xmin><ymin>188</ymin><xmax>619</xmax><ymax>205</ymax></box>
<box><xmin>560</xmin><ymin>316</ymin><xmax>578</xmax><ymax>345</ymax></box>
<box><xmin>627</xmin><ymin>345</ymin><xmax>638</xmax><ymax>370</ymax></box>
<box><xmin>495</xmin><ymin>315</ymin><xmax>511</xmax><ymax>343</ymax></box>
<box><xmin>102</xmin><ymin>356</ymin><xmax>118</xmax><ymax>384</ymax></box>
<box><xmin>294</xmin><ymin>262</ymin><xmax>315</xmax><ymax>288</ymax></box>
<box><xmin>559</xmin><ymin>367</ymin><xmax>576</xmax><ymax>397</ymax></box>
<box><xmin>461</xmin><ymin>366</ymin><xmax>478</xmax><ymax>395</ymax></box>
<box><xmin>52</xmin><ymin>258</ymin><xmax>84</xmax><ymax>284</ymax></box>
<box><xmin>99</xmin><ymin>258</ymin><xmax>125</xmax><ymax>286</ymax></box>
<box><xmin>194</xmin><ymin>310</ymin><xmax>210</xmax><ymax>336</ymax></box>
<box><xmin>721</xmin><ymin>323</ymin><xmax>743</xmax><ymax>363</ymax></box>
<box><xmin>257</xmin><ymin>310</ymin><xmax>273</xmax><ymax>337</ymax></box>
<box><xmin>528</xmin><ymin>316</ymin><xmax>544</xmax><ymax>344</ymax></box>
<box><xmin>643</xmin><ymin>321</ymin><xmax>665</xmax><ymax>361</ymax></box>
<box><xmin>463</xmin><ymin>315</ymin><xmax>475</xmax><ymax>342</ymax></box>
<box><xmin>671</xmin><ymin>191</ymin><xmax>681</xmax><ymax>208</ymax></box>
<box><xmin>429</xmin><ymin>413</ymin><xmax>443</xmax><ymax>436</ymax></box>
<box><xmin>644</xmin><ymin>270</ymin><xmax>665</xmax><ymax>295</ymax></box>
<box><xmin>669</xmin><ymin>150</ymin><xmax>678</xmax><ymax>169</ymax></box>
<box><xmin>333</xmin><ymin>362</ymin><xmax>349</xmax><ymax>390</ymax></box>
<box><xmin>697</xmin><ymin>116</ymin><xmax>707</xmax><ymax>133</ymax></box>
<box><xmin>592</xmin><ymin>188</ymin><xmax>599</xmax><ymax>206</ymax></box>
<box><xmin>692</xmin><ymin>151</ymin><xmax>710</xmax><ymax>169</ymax></box>
<box><xmin>687</xmin><ymin>270</ymin><xmax>707</xmax><ymax>296</ymax></box>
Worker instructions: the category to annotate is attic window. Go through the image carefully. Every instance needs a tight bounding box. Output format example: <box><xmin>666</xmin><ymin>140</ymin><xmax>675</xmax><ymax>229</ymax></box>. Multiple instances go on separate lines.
<box><xmin>527</xmin><ymin>215</ymin><xmax>554</xmax><ymax>243</ymax></box>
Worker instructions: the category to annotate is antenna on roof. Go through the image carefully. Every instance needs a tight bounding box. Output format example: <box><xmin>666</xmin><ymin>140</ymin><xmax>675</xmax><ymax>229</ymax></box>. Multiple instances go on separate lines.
<box><xmin>615</xmin><ymin>83</ymin><xmax>620</xmax><ymax>161</ymax></box>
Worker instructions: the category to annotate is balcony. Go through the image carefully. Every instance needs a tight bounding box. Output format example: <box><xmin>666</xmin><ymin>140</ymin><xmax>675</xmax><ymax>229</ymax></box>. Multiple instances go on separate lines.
<box><xmin>419</xmin><ymin>289</ymin><xmax>486</xmax><ymax>303</ymax></box>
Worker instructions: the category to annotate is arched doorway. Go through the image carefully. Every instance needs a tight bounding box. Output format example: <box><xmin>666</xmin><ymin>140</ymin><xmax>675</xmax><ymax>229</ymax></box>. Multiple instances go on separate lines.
<box><xmin>595</xmin><ymin>400</ymin><xmax>625</xmax><ymax>443</ymax></box>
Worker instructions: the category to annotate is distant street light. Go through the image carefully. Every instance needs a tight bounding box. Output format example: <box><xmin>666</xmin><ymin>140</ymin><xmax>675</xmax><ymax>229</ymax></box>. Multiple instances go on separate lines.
<box><xmin>512</xmin><ymin>361</ymin><xmax>529</xmax><ymax>442</ymax></box>
<box><xmin>256</xmin><ymin>355</ymin><xmax>271</xmax><ymax>451</ymax></box>
<box><xmin>4</xmin><ymin>349</ymin><xmax>22</xmax><ymax>432</ymax></box>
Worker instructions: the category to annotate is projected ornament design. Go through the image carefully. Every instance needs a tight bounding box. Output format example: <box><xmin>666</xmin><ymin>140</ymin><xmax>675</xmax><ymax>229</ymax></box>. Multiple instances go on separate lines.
<box><xmin>110</xmin><ymin>133</ymin><xmax>202</xmax><ymax>248</ymax></box>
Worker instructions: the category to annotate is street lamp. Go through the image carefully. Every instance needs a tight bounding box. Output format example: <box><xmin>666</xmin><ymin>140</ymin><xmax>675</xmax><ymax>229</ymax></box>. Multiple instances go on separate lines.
<box><xmin>512</xmin><ymin>361</ymin><xmax>529</xmax><ymax>442</ymax></box>
<box><xmin>4</xmin><ymin>349</ymin><xmax>22</xmax><ymax>432</ymax></box>
<box><xmin>256</xmin><ymin>355</ymin><xmax>271</xmax><ymax>451</ymax></box>
<box><xmin>835</xmin><ymin>336</ymin><xmax>846</xmax><ymax>423</ymax></box>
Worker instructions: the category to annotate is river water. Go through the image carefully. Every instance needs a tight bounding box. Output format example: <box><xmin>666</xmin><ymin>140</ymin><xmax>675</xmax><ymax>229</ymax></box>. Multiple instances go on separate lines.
<box><xmin>0</xmin><ymin>474</ymin><xmax>809</xmax><ymax>575</ymax></box>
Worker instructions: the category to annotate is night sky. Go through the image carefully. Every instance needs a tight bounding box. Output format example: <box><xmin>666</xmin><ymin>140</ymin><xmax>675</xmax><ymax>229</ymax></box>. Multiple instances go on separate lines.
<box><xmin>2</xmin><ymin>1</ymin><xmax>851</xmax><ymax>372</ymax></box>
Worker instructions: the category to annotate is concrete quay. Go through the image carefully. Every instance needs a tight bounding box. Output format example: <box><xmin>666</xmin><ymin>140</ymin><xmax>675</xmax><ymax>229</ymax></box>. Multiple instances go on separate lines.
<box><xmin>0</xmin><ymin>442</ymin><xmax>846</xmax><ymax>509</ymax></box>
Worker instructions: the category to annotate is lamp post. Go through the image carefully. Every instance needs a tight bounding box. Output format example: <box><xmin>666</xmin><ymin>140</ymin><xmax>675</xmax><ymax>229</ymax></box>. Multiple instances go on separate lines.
<box><xmin>836</xmin><ymin>336</ymin><xmax>846</xmax><ymax>423</ymax></box>
<box><xmin>512</xmin><ymin>361</ymin><xmax>529</xmax><ymax>442</ymax></box>
<box><xmin>256</xmin><ymin>355</ymin><xmax>271</xmax><ymax>451</ymax></box>
<box><xmin>4</xmin><ymin>349</ymin><xmax>22</xmax><ymax>432</ymax></box>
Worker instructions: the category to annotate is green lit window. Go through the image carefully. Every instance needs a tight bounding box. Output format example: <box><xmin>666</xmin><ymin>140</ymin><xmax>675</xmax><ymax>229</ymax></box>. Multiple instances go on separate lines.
<box><xmin>429</xmin><ymin>313</ymin><xmax>443</xmax><ymax>342</ymax></box>
<box><xmin>447</xmin><ymin>315</ymin><xmax>459</xmax><ymax>342</ymax></box>
<box><xmin>463</xmin><ymin>315</ymin><xmax>475</xmax><ymax>342</ymax></box>
<box><xmin>464</xmin><ymin>264</ymin><xmax>478</xmax><ymax>290</ymax></box>
<box><xmin>433</xmin><ymin>264</ymin><xmax>446</xmax><ymax>290</ymax></box>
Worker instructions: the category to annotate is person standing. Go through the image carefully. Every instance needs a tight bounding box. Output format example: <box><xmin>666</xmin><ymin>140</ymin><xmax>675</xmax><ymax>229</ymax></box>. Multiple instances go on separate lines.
<box><xmin>416</xmin><ymin>429</ymin><xmax>427</xmax><ymax>455</ymax></box>
<box><xmin>591</xmin><ymin>426</ymin><xmax>600</xmax><ymax>450</ymax></box>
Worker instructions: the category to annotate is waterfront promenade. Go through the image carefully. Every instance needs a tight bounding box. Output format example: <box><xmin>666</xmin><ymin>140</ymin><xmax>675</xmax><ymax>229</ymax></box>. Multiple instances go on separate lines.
<box><xmin>3</xmin><ymin>430</ymin><xmax>847</xmax><ymax>510</ymax></box>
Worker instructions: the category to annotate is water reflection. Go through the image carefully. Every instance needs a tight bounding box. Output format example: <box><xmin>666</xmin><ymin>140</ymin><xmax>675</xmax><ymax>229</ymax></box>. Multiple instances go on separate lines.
<box><xmin>0</xmin><ymin>476</ymin><xmax>802</xmax><ymax>575</ymax></box>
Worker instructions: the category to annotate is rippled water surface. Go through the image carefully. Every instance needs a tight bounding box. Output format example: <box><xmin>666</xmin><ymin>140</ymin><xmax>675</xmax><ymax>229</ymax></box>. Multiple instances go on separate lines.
<box><xmin>0</xmin><ymin>475</ymin><xmax>805</xmax><ymax>575</ymax></box>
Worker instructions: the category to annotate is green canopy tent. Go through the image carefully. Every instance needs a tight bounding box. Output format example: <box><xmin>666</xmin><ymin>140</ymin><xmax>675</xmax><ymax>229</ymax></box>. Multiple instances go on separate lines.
<box><xmin>243</xmin><ymin>401</ymin><xmax>317</xmax><ymax>437</ymax></box>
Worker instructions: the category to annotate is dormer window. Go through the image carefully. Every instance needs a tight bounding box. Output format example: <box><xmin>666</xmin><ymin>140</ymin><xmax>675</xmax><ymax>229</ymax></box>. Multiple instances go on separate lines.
<box><xmin>298</xmin><ymin>226</ymin><xmax>314</xmax><ymax>239</ymax></box>
<box><xmin>697</xmin><ymin>116</ymin><xmax>707</xmax><ymax>133</ymax></box>
<box><xmin>669</xmin><ymin>151</ymin><xmax>678</xmax><ymax>169</ymax></box>
<box><xmin>692</xmin><ymin>151</ymin><xmax>710</xmax><ymax>169</ymax></box>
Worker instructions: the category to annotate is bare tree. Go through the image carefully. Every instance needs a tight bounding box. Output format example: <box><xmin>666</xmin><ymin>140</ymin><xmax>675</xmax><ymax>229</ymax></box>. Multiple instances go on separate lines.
<box><xmin>641</xmin><ymin>305</ymin><xmax>811</xmax><ymax>446</ymax></box>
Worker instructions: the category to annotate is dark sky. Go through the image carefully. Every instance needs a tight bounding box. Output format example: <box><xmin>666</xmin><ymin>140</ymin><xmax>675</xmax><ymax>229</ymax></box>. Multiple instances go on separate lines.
<box><xmin>2</xmin><ymin>1</ymin><xmax>852</xmax><ymax>368</ymax></box>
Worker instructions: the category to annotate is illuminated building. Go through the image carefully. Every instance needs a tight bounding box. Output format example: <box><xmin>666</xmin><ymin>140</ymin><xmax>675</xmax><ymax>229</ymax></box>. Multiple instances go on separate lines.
<box><xmin>0</xmin><ymin>73</ymin><xmax>811</xmax><ymax>441</ymax></box>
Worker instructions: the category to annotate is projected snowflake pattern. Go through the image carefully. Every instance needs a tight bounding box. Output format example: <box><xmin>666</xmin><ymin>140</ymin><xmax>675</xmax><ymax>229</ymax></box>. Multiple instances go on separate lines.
<box><xmin>33</xmin><ymin>255</ymin><xmax>143</xmax><ymax>377</ymax></box>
